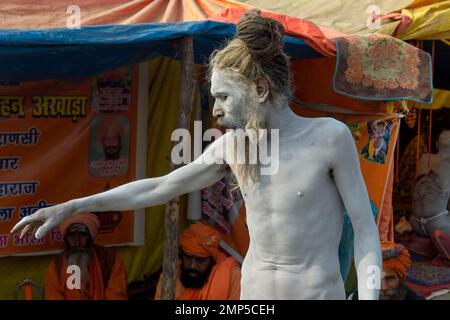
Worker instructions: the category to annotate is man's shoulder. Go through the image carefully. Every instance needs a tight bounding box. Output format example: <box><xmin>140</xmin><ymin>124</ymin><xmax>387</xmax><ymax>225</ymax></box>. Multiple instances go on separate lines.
<box><xmin>222</xmin><ymin>256</ymin><xmax>240</xmax><ymax>265</ymax></box>
<box><xmin>216</xmin><ymin>256</ymin><xmax>241</xmax><ymax>271</ymax></box>
<box><xmin>211</xmin><ymin>257</ymin><xmax>241</xmax><ymax>286</ymax></box>
<box><xmin>300</xmin><ymin>117</ymin><xmax>350</xmax><ymax>144</ymax></box>
<box><xmin>313</xmin><ymin>117</ymin><xmax>348</xmax><ymax>134</ymax></box>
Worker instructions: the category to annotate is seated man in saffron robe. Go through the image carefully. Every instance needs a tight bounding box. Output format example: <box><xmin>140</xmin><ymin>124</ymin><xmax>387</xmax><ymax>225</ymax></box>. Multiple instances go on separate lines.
<box><xmin>155</xmin><ymin>222</ymin><xmax>241</xmax><ymax>300</ymax></box>
<box><xmin>44</xmin><ymin>213</ymin><xmax>128</xmax><ymax>300</ymax></box>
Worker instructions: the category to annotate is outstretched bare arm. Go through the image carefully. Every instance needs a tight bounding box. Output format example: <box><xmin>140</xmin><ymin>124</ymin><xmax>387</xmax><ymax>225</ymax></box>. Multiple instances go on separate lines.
<box><xmin>11</xmin><ymin>134</ymin><xmax>228</xmax><ymax>239</ymax></box>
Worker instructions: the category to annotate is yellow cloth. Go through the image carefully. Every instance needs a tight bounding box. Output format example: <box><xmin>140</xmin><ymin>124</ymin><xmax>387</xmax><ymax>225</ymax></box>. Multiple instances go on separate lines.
<box><xmin>386</xmin><ymin>89</ymin><xmax>450</xmax><ymax>112</ymax></box>
<box><xmin>396</xmin><ymin>1</ymin><xmax>450</xmax><ymax>40</ymax></box>
<box><xmin>241</xmin><ymin>0</ymin><xmax>413</xmax><ymax>36</ymax></box>
<box><xmin>154</xmin><ymin>257</ymin><xmax>241</xmax><ymax>300</ymax></box>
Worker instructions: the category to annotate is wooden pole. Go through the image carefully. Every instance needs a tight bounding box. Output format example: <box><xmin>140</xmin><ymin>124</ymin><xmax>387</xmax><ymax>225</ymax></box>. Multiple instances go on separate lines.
<box><xmin>160</xmin><ymin>36</ymin><xmax>195</xmax><ymax>300</ymax></box>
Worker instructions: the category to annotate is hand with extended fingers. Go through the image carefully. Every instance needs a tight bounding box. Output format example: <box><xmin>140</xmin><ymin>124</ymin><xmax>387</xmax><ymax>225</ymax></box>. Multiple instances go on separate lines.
<box><xmin>11</xmin><ymin>201</ymin><xmax>77</xmax><ymax>239</ymax></box>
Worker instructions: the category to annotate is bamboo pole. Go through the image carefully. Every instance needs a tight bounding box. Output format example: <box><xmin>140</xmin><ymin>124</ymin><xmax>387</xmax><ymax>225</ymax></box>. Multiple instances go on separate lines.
<box><xmin>160</xmin><ymin>36</ymin><xmax>195</xmax><ymax>300</ymax></box>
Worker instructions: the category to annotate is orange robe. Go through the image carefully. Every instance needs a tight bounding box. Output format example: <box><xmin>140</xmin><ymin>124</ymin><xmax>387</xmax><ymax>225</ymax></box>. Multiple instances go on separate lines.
<box><xmin>44</xmin><ymin>250</ymin><xmax>128</xmax><ymax>300</ymax></box>
<box><xmin>155</xmin><ymin>257</ymin><xmax>241</xmax><ymax>300</ymax></box>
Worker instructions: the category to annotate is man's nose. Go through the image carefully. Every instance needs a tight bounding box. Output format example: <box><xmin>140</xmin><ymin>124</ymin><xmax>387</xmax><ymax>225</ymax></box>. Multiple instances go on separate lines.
<box><xmin>212</xmin><ymin>103</ymin><xmax>224</xmax><ymax>118</ymax></box>
<box><xmin>186</xmin><ymin>259</ymin><xmax>199</xmax><ymax>270</ymax></box>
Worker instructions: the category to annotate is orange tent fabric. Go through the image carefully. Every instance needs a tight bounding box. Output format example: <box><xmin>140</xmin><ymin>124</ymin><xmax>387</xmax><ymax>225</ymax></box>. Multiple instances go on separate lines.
<box><xmin>0</xmin><ymin>0</ymin><xmax>245</xmax><ymax>28</ymax></box>
<box><xmin>291</xmin><ymin>57</ymin><xmax>387</xmax><ymax>113</ymax></box>
<box><xmin>211</xmin><ymin>7</ymin><xmax>339</xmax><ymax>57</ymax></box>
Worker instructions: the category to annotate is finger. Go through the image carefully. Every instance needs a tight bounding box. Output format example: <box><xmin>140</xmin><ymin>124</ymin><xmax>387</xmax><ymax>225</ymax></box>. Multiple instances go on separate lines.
<box><xmin>32</xmin><ymin>224</ymin><xmax>39</xmax><ymax>236</ymax></box>
<box><xmin>11</xmin><ymin>208</ymin><xmax>46</xmax><ymax>234</ymax></box>
<box><xmin>19</xmin><ymin>224</ymin><xmax>32</xmax><ymax>239</ymax></box>
<box><xmin>10</xmin><ymin>215</ymin><xmax>33</xmax><ymax>234</ymax></box>
<box><xmin>35</xmin><ymin>220</ymin><xmax>54</xmax><ymax>239</ymax></box>
<box><xmin>28</xmin><ymin>224</ymin><xmax>40</xmax><ymax>239</ymax></box>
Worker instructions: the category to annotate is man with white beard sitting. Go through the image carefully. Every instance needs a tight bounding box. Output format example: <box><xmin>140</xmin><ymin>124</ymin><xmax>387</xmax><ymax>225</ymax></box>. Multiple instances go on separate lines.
<box><xmin>44</xmin><ymin>213</ymin><xmax>128</xmax><ymax>299</ymax></box>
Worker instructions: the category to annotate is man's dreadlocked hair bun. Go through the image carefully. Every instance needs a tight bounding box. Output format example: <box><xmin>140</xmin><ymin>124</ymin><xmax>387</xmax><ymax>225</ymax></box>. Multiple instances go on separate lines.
<box><xmin>236</xmin><ymin>9</ymin><xmax>285</xmax><ymax>60</ymax></box>
<box><xmin>209</xmin><ymin>9</ymin><xmax>291</xmax><ymax>103</ymax></box>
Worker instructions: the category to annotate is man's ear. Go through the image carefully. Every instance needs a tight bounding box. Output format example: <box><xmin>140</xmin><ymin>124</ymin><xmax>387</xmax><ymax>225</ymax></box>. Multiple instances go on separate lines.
<box><xmin>255</xmin><ymin>77</ymin><xmax>270</xmax><ymax>103</ymax></box>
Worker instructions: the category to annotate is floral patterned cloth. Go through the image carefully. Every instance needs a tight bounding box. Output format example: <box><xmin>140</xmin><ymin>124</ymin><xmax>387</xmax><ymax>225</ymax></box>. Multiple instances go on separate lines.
<box><xmin>333</xmin><ymin>35</ymin><xmax>432</xmax><ymax>103</ymax></box>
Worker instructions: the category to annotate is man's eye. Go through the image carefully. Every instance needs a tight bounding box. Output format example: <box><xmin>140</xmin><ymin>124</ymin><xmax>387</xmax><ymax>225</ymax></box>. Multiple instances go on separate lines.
<box><xmin>219</xmin><ymin>96</ymin><xmax>228</xmax><ymax>102</ymax></box>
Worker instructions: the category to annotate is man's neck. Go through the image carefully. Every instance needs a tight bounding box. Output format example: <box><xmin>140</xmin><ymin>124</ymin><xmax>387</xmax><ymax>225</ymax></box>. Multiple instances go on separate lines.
<box><xmin>266</xmin><ymin>104</ymin><xmax>303</xmax><ymax>132</ymax></box>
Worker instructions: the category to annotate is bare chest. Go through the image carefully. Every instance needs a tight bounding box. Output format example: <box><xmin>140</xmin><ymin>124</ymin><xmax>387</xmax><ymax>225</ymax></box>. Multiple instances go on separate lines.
<box><xmin>239</xmin><ymin>139</ymin><xmax>335</xmax><ymax>203</ymax></box>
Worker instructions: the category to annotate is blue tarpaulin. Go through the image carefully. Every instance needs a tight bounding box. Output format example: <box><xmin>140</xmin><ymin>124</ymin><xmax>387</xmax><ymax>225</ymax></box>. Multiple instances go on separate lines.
<box><xmin>0</xmin><ymin>20</ymin><xmax>321</xmax><ymax>81</ymax></box>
